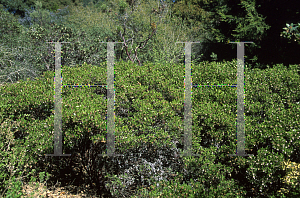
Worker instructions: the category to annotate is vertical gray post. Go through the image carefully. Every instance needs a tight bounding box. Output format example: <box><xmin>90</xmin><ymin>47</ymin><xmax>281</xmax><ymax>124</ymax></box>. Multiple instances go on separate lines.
<box><xmin>176</xmin><ymin>42</ymin><xmax>200</xmax><ymax>157</ymax></box>
<box><xmin>228</xmin><ymin>42</ymin><xmax>254</xmax><ymax>157</ymax></box>
<box><xmin>107</xmin><ymin>42</ymin><xmax>115</xmax><ymax>156</ymax></box>
<box><xmin>46</xmin><ymin>42</ymin><xmax>71</xmax><ymax>157</ymax></box>
<box><xmin>184</xmin><ymin>43</ymin><xmax>192</xmax><ymax>156</ymax></box>
<box><xmin>237</xmin><ymin>42</ymin><xmax>246</xmax><ymax>156</ymax></box>
<box><xmin>98</xmin><ymin>42</ymin><xmax>123</xmax><ymax>157</ymax></box>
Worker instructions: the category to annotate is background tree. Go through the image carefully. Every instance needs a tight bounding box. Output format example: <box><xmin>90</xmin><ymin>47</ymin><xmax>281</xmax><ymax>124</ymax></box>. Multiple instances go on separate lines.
<box><xmin>0</xmin><ymin>0</ymin><xmax>82</xmax><ymax>19</ymax></box>
<box><xmin>24</xmin><ymin>1</ymin><xmax>60</xmax><ymax>30</ymax></box>
<box><xmin>17</xmin><ymin>3</ymin><xmax>70</xmax><ymax>31</ymax></box>
<box><xmin>168</xmin><ymin>0</ymin><xmax>270</xmax><ymax>66</ymax></box>
<box><xmin>0</xmin><ymin>1</ymin><xmax>75</xmax><ymax>85</ymax></box>
<box><xmin>0</xmin><ymin>4</ymin><xmax>25</xmax><ymax>41</ymax></box>
<box><xmin>169</xmin><ymin>0</ymin><xmax>300</xmax><ymax>69</ymax></box>
<box><xmin>252</xmin><ymin>0</ymin><xmax>300</xmax><ymax>68</ymax></box>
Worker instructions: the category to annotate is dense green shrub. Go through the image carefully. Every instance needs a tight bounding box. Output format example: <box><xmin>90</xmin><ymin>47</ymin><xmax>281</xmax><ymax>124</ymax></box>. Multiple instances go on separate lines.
<box><xmin>22</xmin><ymin>23</ymin><xmax>110</xmax><ymax>70</ymax></box>
<box><xmin>134</xmin><ymin>148</ymin><xmax>247</xmax><ymax>197</ymax></box>
<box><xmin>0</xmin><ymin>59</ymin><xmax>299</xmax><ymax>196</ymax></box>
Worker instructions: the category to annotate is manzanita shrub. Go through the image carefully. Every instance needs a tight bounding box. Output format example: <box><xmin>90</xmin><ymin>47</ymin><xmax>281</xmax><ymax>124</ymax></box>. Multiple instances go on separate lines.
<box><xmin>0</xmin><ymin>59</ymin><xmax>299</xmax><ymax>197</ymax></box>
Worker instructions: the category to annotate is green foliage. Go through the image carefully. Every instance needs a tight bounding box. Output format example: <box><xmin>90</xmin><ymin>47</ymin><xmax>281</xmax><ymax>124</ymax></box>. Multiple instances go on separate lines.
<box><xmin>0</xmin><ymin>117</ymin><xmax>29</xmax><ymax>197</ymax></box>
<box><xmin>118</xmin><ymin>0</ymin><xmax>128</xmax><ymax>14</ymax></box>
<box><xmin>0</xmin><ymin>1</ymin><xmax>74</xmax><ymax>86</ymax></box>
<box><xmin>0</xmin><ymin>59</ymin><xmax>299</xmax><ymax>196</ymax></box>
<box><xmin>0</xmin><ymin>4</ymin><xmax>25</xmax><ymax>40</ymax></box>
<box><xmin>210</xmin><ymin>52</ymin><xmax>217</xmax><ymax>61</ymax></box>
<box><xmin>169</xmin><ymin>0</ymin><xmax>271</xmax><ymax>65</ymax></box>
<box><xmin>231</xmin><ymin>0</ymin><xmax>269</xmax><ymax>42</ymax></box>
<box><xmin>98</xmin><ymin>2</ymin><xmax>108</xmax><ymax>13</ymax></box>
<box><xmin>0</xmin><ymin>5</ymin><xmax>32</xmax><ymax>84</ymax></box>
<box><xmin>17</xmin><ymin>4</ymin><xmax>71</xmax><ymax>30</ymax></box>
<box><xmin>0</xmin><ymin>24</ymin><xmax>52</xmax><ymax>84</ymax></box>
<box><xmin>25</xmin><ymin>1</ymin><xmax>61</xmax><ymax>29</ymax></box>
<box><xmin>1</xmin><ymin>0</ymin><xmax>199</xmax><ymax>86</ymax></box>
<box><xmin>37</xmin><ymin>0</ymin><xmax>83</xmax><ymax>13</ymax></box>
<box><xmin>170</xmin><ymin>0</ymin><xmax>229</xmax><ymax>41</ymax></box>
<box><xmin>108</xmin><ymin>0</ymin><xmax>194</xmax><ymax>66</ymax></box>
<box><xmin>1</xmin><ymin>1</ymin><xmax>300</xmax><ymax>196</ymax></box>
<box><xmin>280</xmin><ymin>22</ymin><xmax>300</xmax><ymax>44</ymax></box>
<box><xmin>79</xmin><ymin>0</ymin><xmax>104</xmax><ymax>8</ymax></box>
<box><xmin>58</xmin><ymin>0</ymin><xmax>191</xmax><ymax>67</ymax></box>
<box><xmin>0</xmin><ymin>20</ymin><xmax>116</xmax><ymax>85</ymax></box>
<box><xmin>0</xmin><ymin>28</ymin><xmax>45</xmax><ymax>86</ymax></box>
<box><xmin>137</xmin><ymin>148</ymin><xmax>247</xmax><ymax>197</ymax></box>
<box><xmin>0</xmin><ymin>0</ymin><xmax>82</xmax><ymax>18</ymax></box>
<box><xmin>135</xmin><ymin>175</ymin><xmax>246</xmax><ymax>197</ymax></box>
<box><xmin>0</xmin><ymin>0</ymin><xmax>32</xmax><ymax>18</ymax></box>
<box><xmin>4</xmin><ymin>176</ymin><xmax>24</xmax><ymax>198</ymax></box>
<box><xmin>60</xmin><ymin>1</ymin><xmax>113</xmax><ymax>32</ymax></box>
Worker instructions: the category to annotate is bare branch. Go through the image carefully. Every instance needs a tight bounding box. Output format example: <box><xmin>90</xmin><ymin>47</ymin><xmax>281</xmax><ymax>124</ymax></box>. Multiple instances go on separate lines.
<box><xmin>118</xmin><ymin>19</ymin><xmax>157</xmax><ymax>66</ymax></box>
<box><xmin>0</xmin><ymin>68</ymin><xmax>38</xmax><ymax>84</ymax></box>
<box><xmin>112</xmin><ymin>2</ymin><xmax>161</xmax><ymax>67</ymax></box>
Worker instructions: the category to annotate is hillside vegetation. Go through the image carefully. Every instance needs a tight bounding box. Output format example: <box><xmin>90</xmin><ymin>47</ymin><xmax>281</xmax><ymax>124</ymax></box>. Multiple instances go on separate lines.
<box><xmin>0</xmin><ymin>0</ymin><xmax>300</xmax><ymax>197</ymax></box>
<box><xmin>1</xmin><ymin>59</ymin><xmax>300</xmax><ymax>197</ymax></box>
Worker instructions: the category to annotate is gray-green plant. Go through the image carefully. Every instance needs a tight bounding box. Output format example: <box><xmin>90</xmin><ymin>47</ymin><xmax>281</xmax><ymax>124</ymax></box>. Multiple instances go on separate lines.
<box><xmin>17</xmin><ymin>1</ymin><xmax>71</xmax><ymax>30</ymax></box>
<box><xmin>0</xmin><ymin>2</ymin><xmax>72</xmax><ymax>86</ymax></box>
<box><xmin>0</xmin><ymin>0</ymin><xmax>194</xmax><ymax>87</ymax></box>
